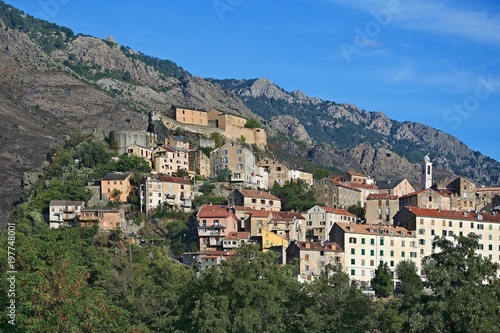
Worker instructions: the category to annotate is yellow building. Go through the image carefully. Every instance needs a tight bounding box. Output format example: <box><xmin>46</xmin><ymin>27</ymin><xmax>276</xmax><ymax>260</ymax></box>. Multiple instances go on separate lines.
<box><xmin>101</xmin><ymin>173</ymin><xmax>132</xmax><ymax>203</ymax></box>
<box><xmin>262</xmin><ymin>228</ymin><xmax>289</xmax><ymax>252</ymax></box>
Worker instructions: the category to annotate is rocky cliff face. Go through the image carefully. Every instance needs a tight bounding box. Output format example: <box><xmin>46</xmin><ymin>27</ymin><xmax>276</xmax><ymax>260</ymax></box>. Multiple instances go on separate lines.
<box><xmin>214</xmin><ymin>78</ymin><xmax>500</xmax><ymax>186</ymax></box>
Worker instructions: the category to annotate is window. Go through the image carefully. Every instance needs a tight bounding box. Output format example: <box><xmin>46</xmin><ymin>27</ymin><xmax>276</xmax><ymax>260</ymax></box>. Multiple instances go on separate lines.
<box><xmin>431</xmin><ymin>219</ymin><xmax>435</xmax><ymax>226</ymax></box>
<box><xmin>442</xmin><ymin>230</ymin><xmax>447</xmax><ymax>237</ymax></box>
<box><xmin>305</xmin><ymin>254</ymin><xmax>309</xmax><ymax>260</ymax></box>
<box><xmin>401</xmin><ymin>251</ymin><xmax>405</xmax><ymax>257</ymax></box>
<box><xmin>361</xmin><ymin>259</ymin><xmax>365</xmax><ymax>266</ymax></box>
<box><xmin>478</xmin><ymin>244</ymin><xmax>484</xmax><ymax>250</ymax></box>
<box><xmin>442</xmin><ymin>220</ymin><xmax>446</xmax><ymax>227</ymax></box>
<box><xmin>489</xmin><ymin>224</ymin><xmax>493</xmax><ymax>231</ymax></box>
<box><xmin>380</xmin><ymin>238</ymin><xmax>384</xmax><ymax>246</ymax></box>
<box><xmin>418</xmin><ymin>239</ymin><xmax>426</xmax><ymax>245</ymax></box>
<box><xmin>349</xmin><ymin>237</ymin><xmax>357</xmax><ymax>244</ymax></box>
<box><xmin>410</xmin><ymin>252</ymin><xmax>417</xmax><ymax>258</ymax></box>
<box><xmin>361</xmin><ymin>249</ymin><xmax>365</xmax><ymax>255</ymax></box>
<box><xmin>351</xmin><ymin>248</ymin><xmax>355</xmax><ymax>255</ymax></box>
<box><xmin>489</xmin><ymin>244</ymin><xmax>493</xmax><ymax>251</ymax></box>
<box><xmin>448</xmin><ymin>231</ymin><xmax>454</xmax><ymax>237</ymax></box>
<box><xmin>478</xmin><ymin>224</ymin><xmax>484</xmax><ymax>230</ymax></box>
<box><xmin>449</xmin><ymin>221</ymin><xmax>453</xmax><ymax>227</ymax></box>
<box><xmin>351</xmin><ymin>269</ymin><xmax>355</xmax><ymax>276</ymax></box>
<box><xmin>459</xmin><ymin>221</ymin><xmax>463</xmax><ymax>228</ymax></box>
<box><xmin>361</xmin><ymin>270</ymin><xmax>365</xmax><ymax>277</ymax></box>
<box><xmin>351</xmin><ymin>259</ymin><xmax>356</xmax><ymax>265</ymax></box>
<box><xmin>390</xmin><ymin>261</ymin><xmax>394</xmax><ymax>267</ymax></box>
<box><xmin>361</xmin><ymin>238</ymin><xmax>365</xmax><ymax>244</ymax></box>
<box><xmin>370</xmin><ymin>250</ymin><xmax>374</xmax><ymax>256</ymax></box>
<box><xmin>431</xmin><ymin>229</ymin><xmax>435</xmax><ymax>236</ymax></box>
<box><xmin>370</xmin><ymin>239</ymin><xmax>375</xmax><ymax>245</ymax></box>
<box><xmin>380</xmin><ymin>250</ymin><xmax>384</xmax><ymax>256</ymax></box>
<box><xmin>305</xmin><ymin>265</ymin><xmax>310</xmax><ymax>271</ymax></box>
<box><xmin>370</xmin><ymin>260</ymin><xmax>375</xmax><ymax>266</ymax></box>
<box><xmin>418</xmin><ymin>229</ymin><xmax>425</xmax><ymax>235</ymax></box>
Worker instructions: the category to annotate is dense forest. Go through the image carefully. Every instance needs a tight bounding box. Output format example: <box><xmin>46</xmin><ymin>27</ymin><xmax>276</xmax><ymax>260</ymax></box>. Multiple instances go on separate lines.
<box><xmin>1</xmin><ymin>135</ymin><xmax>500</xmax><ymax>332</ymax></box>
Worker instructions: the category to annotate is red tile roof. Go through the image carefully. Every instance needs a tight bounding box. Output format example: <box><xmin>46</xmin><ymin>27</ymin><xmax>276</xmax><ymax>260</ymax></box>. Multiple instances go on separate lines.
<box><xmin>238</xmin><ymin>189</ymin><xmax>280</xmax><ymax>201</ymax></box>
<box><xmin>346</xmin><ymin>182</ymin><xmax>378</xmax><ymax>190</ymax></box>
<box><xmin>225</xmin><ymin>232</ymin><xmax>250</xmax><ymax>240</ymax></box>
<box><xmin>159</xmin><ymin>176</ymin><xmax>191</xmax><ymax>185</ymax></box>
<box><xmin>347</xmin><ymin>171</ymin><xmax>366</xmax><ymax>177</ymax></box>
<box><xmin>476</xmin><ymin>187</ymin><xmax>500</xmax><ymax>192</ymax></box>
<box><xmin>274</xmin><ymin>211</ymin><xmax>306</xmax><ymax>220</ymax></box>
<box><xmin>366</xmin><ymin>194</ymin><xmax>398</xmax><ymax>200</ymax></box>
<box><xmin>335</xmin><ymin>222</ymin><xmax>412</xmax><ymax>237</ymax></box>
<box><xmin>198</xmin><ymin>205</ymin><xmax>236</xmax><ymax>218</ymax></box>
<box><xmin>404</xmin><ymin>206</ymin><xmax>476</xmax><ymax>221</ymax></box>
<box><xmin>250</xmin><ymin>210</ymin><xmax>273</xmax><ymax>218</ymax></box>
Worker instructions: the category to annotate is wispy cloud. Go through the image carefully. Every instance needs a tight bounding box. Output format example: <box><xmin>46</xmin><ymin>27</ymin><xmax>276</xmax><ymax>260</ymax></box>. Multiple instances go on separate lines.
<box><xmin>330</xmin><ymin>0</ymin><xmax>500</xmax><ymax>45</ymax></box>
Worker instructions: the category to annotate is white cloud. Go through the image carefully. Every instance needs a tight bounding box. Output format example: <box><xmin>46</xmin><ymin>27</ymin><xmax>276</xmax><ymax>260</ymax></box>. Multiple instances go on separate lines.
<box><xmin>329</xmin><ymin>0</ymin><xmax>500</xmax><ymax>45</ymax></box>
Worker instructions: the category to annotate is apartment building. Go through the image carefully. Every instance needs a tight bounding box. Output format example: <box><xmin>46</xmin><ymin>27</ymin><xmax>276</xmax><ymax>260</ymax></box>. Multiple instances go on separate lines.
<box><xmin>286</xmin><ymin>241</ymin><xmax>344</xmax><ymax>282</ymax></box>
<box><xmin>197</xmin><ymin>205</ymin><xmax>239</xmax><ymax>252</ymax></box>
<box><xmin>141</xmin><ymin>176</ymin><xmax>193</xmax><ymax>213</ymax></box>
<box><xmin>305</xmin><ymin>205</ymin><xmax>357</xmax><ymax>241</ymax></box>
<box><xmin>171</xmin><ymin>105</ymin><xmax>208</xmax><ymax>126</ymax></box>
<box><xmin>210</xmin><ymin>142</ymin><xmax>256</xmax><ymax>184</ymax></box>
<box><xmin>394</xmin><ymin>206</ymin><xmax>500</xmax><ymax>271</ymax></box>
<box><xmin>365</xmin><ymin>194</ymin><xmax>399</xmax><ymax>225</ymax></box>
<box><xmin>152</xmin><ymin>145</ymin><xmax>189</xmax><ymax>175</ymax></box>
<box><xmin>48</xmin><ymin>200</ymin><xmax>85</xmax><ymax>228</ymax></box>
<box><xmin>257</xmin><ymin>158</ymin><xmax>289</xmax><ymax>187</ymax></box>
<box><xmin>314</xmin><ymin>178</ymin><xmax>361</xmax><ymax>210</ymax></box>
<box><xmin>329</xmin><ymin>222</ymin><xmax>420</xmax><ymax>286</ymax></box>
<box><xmin>228</xmin><ymin>189</ymin><xmax>281</xmax><ymax>211</ymax></box>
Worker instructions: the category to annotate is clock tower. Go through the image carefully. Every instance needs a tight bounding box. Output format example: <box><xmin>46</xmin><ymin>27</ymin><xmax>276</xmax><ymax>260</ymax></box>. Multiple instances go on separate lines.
<box><xmin>421</xmin><ymin>154</ymin><xmax>432</xmax><ymax>190</ymax></box>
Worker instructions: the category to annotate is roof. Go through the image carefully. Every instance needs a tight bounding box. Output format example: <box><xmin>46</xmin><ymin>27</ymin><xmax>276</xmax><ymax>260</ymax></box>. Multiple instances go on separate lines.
<box><xmin>376</xmin><ymin>178</ymin><xmax>405</xmax><ymax>189</ymax></box>
<box><xmin>81</xmin><ymin>207</ymin><xmax>122</xmax><ymax>213</ymax></box>
<box><xmin>334</xmin><ymin>222</ymin><xmax>412</xmax><ymax>238</ymax></box>
<box><xmin>403</xmin><ymin>206</ymin><xmax>476</xmax><ymax>221</ymax></box>
<box><xmin>172</xmin><ymin>104</ymin><xmax>207</xmax><ymax>112</ymax></box>
<box><xmin>347</xmin><ymin>171</ymin><xmax>366</xmax><ymax>177</ymax></box>
<box><xmin>126</xmin><ymin>143</ymin><xmax>150</xmax><ymax>150</ymax></box>
<box><xmin>102</xmin><ymin>172</ymin><xmax>131</xmax><ymax>181</ymax></box>
<box><xmin>346</xmin><ymin>182</ymin><xmax>378</xmax><ymax>190</ymax></box>
<box><xmin>171</xmin><ymin>135</ymin><xmax>187</xmax><ymax>143</ymax></box>
<box><xmin>224</xmin><ymin>232</ymin><xmax>250</xmax><ymax>240</ymax></box>
<box><xmin>49</xmin><ymin>200</ymin><xmax>84</xmax><ymax>206</ymax></box>
<box><xmin>250</xmin><ymin>210</ymin><xmax>273</xmax><ymax>218</ymax></box>
<box><xmin>273</xmin><ymin>211</ymin><xmax>306</xmax><ymax>220</ymax></box>
<box><xmin>476</xmin><ymin>187</ymin><xmax>500</xmax><ymax>192</ymax></box>
<box><xmin>366</xmin><ymin>193</ymin><xmax>399</xmax><ymax>200</ymax></box>
<box><xmin>399</xmin><ymin>188</ymin><xmax>443</xmax><ymax>199</ymax></box>
<box><xmin>315</xmin><ymin>206</ymin><xmax>356</xmax><ymax>217</ymax></box>
<box><xmin>198</xmin><ymin>205</ymin><xmax>236</xmax><ymax>219</ymax></box>
<box><xmin>159</xmin><ymin>176</ymin><xmax>191</xmax><ymax>185</ymax></box>
<box><xmin>333</xmin><ymin>181</ymin><xmax>361</xmax><ymax>192</ymax></box>
<box><xmin>296</xmin><ymin>241</ymin><xmax>342</xmax><ymax>252</ymax></box>
<box><xmin>238</xmin><ymin>189</ymin><xmax>280</xmax><ymax>201</ymax></box>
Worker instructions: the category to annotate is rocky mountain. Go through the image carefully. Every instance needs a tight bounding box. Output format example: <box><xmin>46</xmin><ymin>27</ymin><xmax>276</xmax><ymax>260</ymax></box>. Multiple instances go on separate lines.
<box><xmin>0</xmin><ymin>0</ymin><xmax>499</xmax><ymax>222</ymax></box>
<box><xmin>212</xmin><ymin>78</ymin><xmax>500</xmax><ymax>186</ymax></box>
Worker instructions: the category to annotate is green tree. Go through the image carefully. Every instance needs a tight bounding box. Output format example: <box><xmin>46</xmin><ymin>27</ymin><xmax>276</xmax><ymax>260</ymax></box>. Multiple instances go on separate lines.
<box><xmin>240</xmin><ymin>134</ymin><xmax>246</xmax><ymax>143</ymax></box>
<box><xmin>216</xmin><ymin>167</ymin><xmax>232</xmax><ymax>182</ymax></box>
<box><xmin>244</xmin><ymin>118</ymin><xmax>262</xmax><ymax>128</ymax></box>
<box><xmin>199</xmin><ymin>182</ymin><xmax>215</xmax><ymax>195</ymax></box>
<box><xmin>347</xmin><ymin>202</ymin><xmax>365</xmax><ymax>219</ymax></box>
<box><xmin>210</xmin><ymin>132</ymin><xmax>225</xmax><ymax>148</ymax></box>
<box><xmin>270</xmin><ymin>179</ymin><xmax>320</xmax><ymax>211</ymax></box>
<box><xmin>76</xmin><ymin>139</ymin><xmax>113</xmax><ymax>168</ymax></box>
<box><xmin>371</xmin><ymin>262</ymin><xmax>393</xmax><ymax>298</ymax></box>
<box><xmin>395</xmin><ymin>259</ymin><xmax>423</xmax><ymax>296</ymax></box>
<box><xmin>313</xmin><ymin>168</ymin><xmax>330</xmax><ymax>180</ymax></box>
<box><xmin>407</xmin><ymin>234</ymin><xmax>500</xmax><ymax>333</ymax></box>
<box><xmin>298</xmin><ymin>265</ymin><xmax>377</xmax><ymax>333</ymax></box>
<box><xmin>116</xmin><ymin>154</ymin><xmax>151</xmax><ymax>174</ymax></box>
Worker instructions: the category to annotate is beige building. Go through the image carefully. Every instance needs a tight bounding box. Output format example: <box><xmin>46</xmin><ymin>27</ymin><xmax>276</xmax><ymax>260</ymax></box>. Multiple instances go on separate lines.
<box><xmin>188</xmin><ymin>150</ymin><xmax>211</xmax><ymax>179</ymax></box>
<box><xmin>228</xmin><ymin>189</ymin><xmax>281</xmax><ymax>211</ymax></box>
<box><xmin>394</xmin><ymin>206</ymin><xmax>500</xmax><ymax>273</ymax></box>
<box><xmin>345</xmin><ymin>182</ymin><xmax>379</xmax><ymax>208</ymax></box>
<box><xmin>165</xmin><ymin>134</ymin><xmax>190</xmax><ymax>150</ymax></box>
<box><xmin>210</xmin><ymin>142</ymin><xmax>256</xmax><ymax>184</ymax></box>
<box><xmin>101</xmin><ymin>173</ymin><xmax>132</xmax><ymax>203</ymax></box>
<box><xmin>49</xmin><ymin>200</ymin><xmax>85</xmax><ymax>229</ymax></box>
<box><xmin>257</xmin><ymin>158</ymin><xmax>289</xmax><ymax>187</ymax></box>
<box><xmin>435</xmin><ymin>177</ymin><xmax>477</xmax><ymax>211</ymax></box>
<box><xmin>126</xmin><ymin>144</ymin><xmax>153</xmax><ymax>167</ymax></box>
<box><xmin>342</xmin><ymin>171</ymin><xmax>375</xmax><ymax>185</ymax></box>
<box><xmin>399</xmin><ymin>188</ymin><xmax>449</xmax><ymax>210</ymax></box>
<box><xmin>288</xmin><ymin>169</ymin><xmax>314</xmax><ymax>186</ymax></box>
<box><xmin>141</xmin><ymin>176</ymin><xmax>193</xmax><ymax>213</ymax></box>
<box><xmin>476</xmin><ymin>187</ymin><xmax>500</xmax><ymax>211</ymax></box>
<box><xmin>207</xmin><ymin>108</ymin><xmax>267</xmax><ymax>148</ymax></box>
<box><xmin>286</xmin><ymin>241</ymin><xmax>344</xmax><ymax>282</ymax></box>
<box><xmin>365</xmin><ymin>194</ymin><xmax>400</xmax><ymax>225</ymax></box>
<box><xmin>152</xmin><ymin>145</ymin><xmax>189</xmax><ymax>175</ymax></box>
<box><xmin>314</xmin><ymin>178</ymin><xmax>361</xmax><ymax>210</ymax></box>
<box><xmin>376</xmin><ymin>178</ymin><xmax>415</xmax><ymax>197</ymax></box>
<box><xmin>79</xmin><ymin>207</ymin><xmax>125</xmax><ymax>231</ymax></box>
<box><xmin>171</xmin><ymin>105</ymin><xmax>208</xmax><ymax>126</ymax></box>
<box><xmin>330</xmin><ymin>222</ymin><xmax>420</xmax><ymax>286</ymax></box>
<box><xmin>305</xmin><ymin>205</ymin><xmax>357</xmax><ymax>241</ymax></box>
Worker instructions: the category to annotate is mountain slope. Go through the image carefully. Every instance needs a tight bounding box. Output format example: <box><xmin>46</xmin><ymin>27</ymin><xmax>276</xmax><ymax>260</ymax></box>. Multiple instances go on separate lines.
<box><xmin>211</xmin><ymin>78</ymin><xmax>500</xmax><ymax>186</ymax></box>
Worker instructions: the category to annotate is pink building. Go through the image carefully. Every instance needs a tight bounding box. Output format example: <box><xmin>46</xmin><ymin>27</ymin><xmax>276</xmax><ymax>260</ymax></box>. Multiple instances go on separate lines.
<box><xmin>197</xmin><ymin>205</ymin><xmax>239</xmax><ymax>252</ymax></box>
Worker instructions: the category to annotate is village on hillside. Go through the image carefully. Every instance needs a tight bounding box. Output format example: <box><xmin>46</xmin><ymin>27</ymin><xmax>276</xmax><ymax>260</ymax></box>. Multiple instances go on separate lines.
<box><xmin>48</xmin><ymin>105</ymin><xmax>500</xmax><ymax>287</ymax></box>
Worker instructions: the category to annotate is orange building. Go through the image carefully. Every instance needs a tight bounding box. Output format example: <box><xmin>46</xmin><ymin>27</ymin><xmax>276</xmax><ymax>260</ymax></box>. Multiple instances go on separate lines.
<box><xmin>101</xmin><ymin>173</ymin><xmax>132</xmax><ymax>203</ymax></box>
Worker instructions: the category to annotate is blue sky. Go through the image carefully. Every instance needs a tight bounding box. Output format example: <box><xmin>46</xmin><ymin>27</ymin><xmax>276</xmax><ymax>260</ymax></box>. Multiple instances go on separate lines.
<box><xmin>5</xmin><ymin>0</ymin><xmax>500</xmax><ymax>161</ymax></box>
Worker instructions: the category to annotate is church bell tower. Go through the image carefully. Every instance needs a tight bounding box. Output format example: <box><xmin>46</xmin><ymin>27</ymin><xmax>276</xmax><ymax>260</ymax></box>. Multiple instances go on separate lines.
<box><xmin>421</xmin><ymin>154</ymin><xmax>432</xmax><ymax>190</ymax></box>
